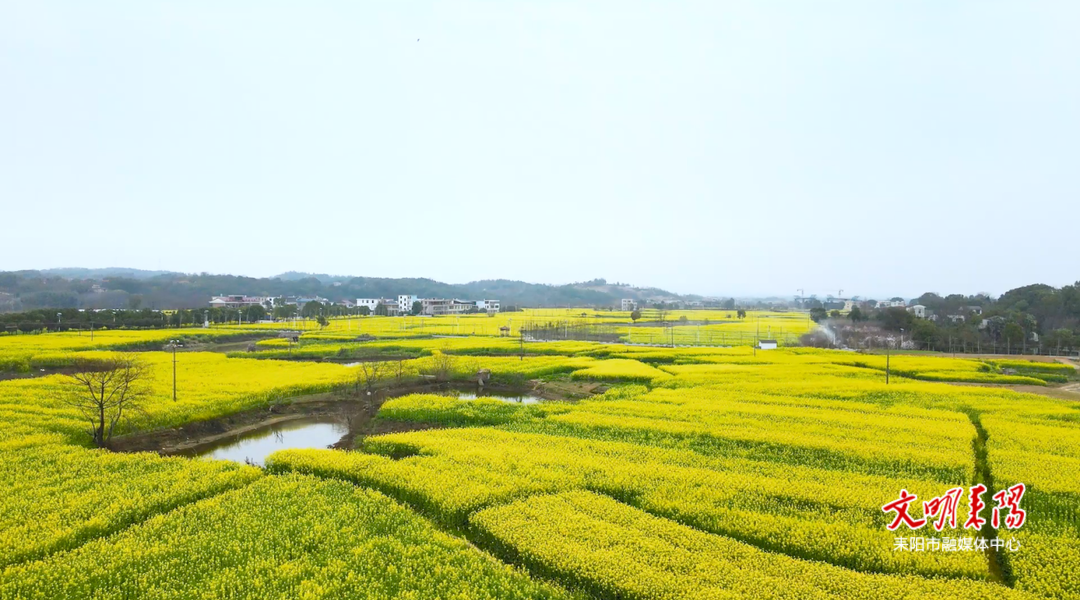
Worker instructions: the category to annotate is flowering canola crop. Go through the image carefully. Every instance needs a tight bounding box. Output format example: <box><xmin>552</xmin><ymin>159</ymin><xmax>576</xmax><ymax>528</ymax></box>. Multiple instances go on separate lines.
<box><xmin>0</xmin><ymin>327</ymin><xmax>1076</xmax><ymax>598</ymax></box>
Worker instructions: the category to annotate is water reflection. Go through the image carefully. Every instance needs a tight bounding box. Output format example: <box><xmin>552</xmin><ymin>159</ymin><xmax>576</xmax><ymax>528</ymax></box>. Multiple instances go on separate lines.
<box><xmin>452</xmin><ymin>391</ymin><xmax>543</xmax><ymax>405</ymax></box>
<box><xmin>193</xmin><ymin>418</ymin><xmax>348</xmax><ymax>466</ymax></box>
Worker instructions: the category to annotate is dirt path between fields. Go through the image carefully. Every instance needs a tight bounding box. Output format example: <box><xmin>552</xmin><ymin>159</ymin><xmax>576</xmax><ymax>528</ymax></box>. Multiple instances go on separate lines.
<box><xmin>948</xmin><ymin>381</ymin><xmax>1080</xmax><ymax>402</ymax></box>
<box><xmin>962</xmin><ymin>410</ymin><xmax>1010</xmax><ymax>585</ymax></box>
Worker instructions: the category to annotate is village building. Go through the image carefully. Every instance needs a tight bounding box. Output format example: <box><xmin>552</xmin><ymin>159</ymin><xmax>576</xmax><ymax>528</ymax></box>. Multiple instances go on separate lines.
<box><xmin>209</xmin><ymin>295</ymin><xmax>273</xmax><ymax>309</ymax></box>
<box><xmin>357</xmin><ymin>298</ymin><xmax>396</xmax><ymax>313</ymax></box>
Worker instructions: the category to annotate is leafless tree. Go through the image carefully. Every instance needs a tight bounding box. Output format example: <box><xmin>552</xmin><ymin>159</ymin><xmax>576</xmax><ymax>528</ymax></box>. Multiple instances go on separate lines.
<box><xmin>655</xmin><ymin>307</ymin><xmax>669</xmax><ymax>325</ymax></box>
<box><xmin>422</xmin><ymin>350</ymin><xmax>457</xmax><ymax>382</ymax></box>
<box><xmin>356</xmin><ymin>361</ymin><xmax>389</xmax><ymax>394</ymax></box>
<box><xmin>63</xmin><ymin>355</ymin><xmax>150</xmax><ymax>448</ymax></box>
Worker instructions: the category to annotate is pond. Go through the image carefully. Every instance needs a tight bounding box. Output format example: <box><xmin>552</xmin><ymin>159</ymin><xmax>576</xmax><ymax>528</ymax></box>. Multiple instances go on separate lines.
<box><xmin>190</xmin><ymin>417</ymin><xmax>348</xmax><ymax>466</ymax></box>
<box><xmin>183</xmin><ymin>388</ymin><xmax>544</xmax><ymax>466</ymax></box>
<box><xmin>450</xmin><ymin>390</ymin><xmax>544</xmax><ymax>405</ymax></box>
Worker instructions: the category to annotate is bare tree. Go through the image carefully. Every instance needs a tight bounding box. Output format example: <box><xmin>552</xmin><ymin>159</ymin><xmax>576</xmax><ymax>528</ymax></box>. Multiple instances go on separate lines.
<box><xmin>422</xmin><ymin>350</ymin><xmax>457</xmax><ymax>382</ymax></box>
<box><xmin>655</xmin><ymin>307</ymin><xmax>669</xmax><ymax>325</ymax></box>
<box><xmin>356</xmin><ymin>361</ymin><xmax>389</xmax><ymax>394</ymax></box>
<box><xmin>63</xmin><ymin>355</ymin><xmax>150</xmax><ymax>448</ymax></box>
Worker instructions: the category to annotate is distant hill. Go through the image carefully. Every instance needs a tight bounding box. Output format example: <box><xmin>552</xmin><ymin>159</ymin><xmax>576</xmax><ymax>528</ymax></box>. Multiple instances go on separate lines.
<box><xmin>37</xmin><ymin>267</ymin><xmax>181</xmax><ymax>280</ymax></box>
<box><xmin>571</xmin><ymin>279</ymin><xmax>697</xmax><ymax>303</ymax></box>
<box><xmin>0</xmin><ymin>270</ymin><xmax>698</xmax><ymax>312</ymax></box>
<box><xmin>271</xmin><ymin>271</ymin><xmax>353</xmax><ymax>284</ymax></box>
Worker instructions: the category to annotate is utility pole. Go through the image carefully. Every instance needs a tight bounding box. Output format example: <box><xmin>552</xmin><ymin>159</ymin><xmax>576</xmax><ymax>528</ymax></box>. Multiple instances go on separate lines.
<box><xmin>169</xmin><ymin>339</ymin><xmax>180</xmax><ymax>402</ymax></box>
<box><xmin>886</xmin><ymin>339</ymin><xmax>891</xmax><ymax>384</ymax></box>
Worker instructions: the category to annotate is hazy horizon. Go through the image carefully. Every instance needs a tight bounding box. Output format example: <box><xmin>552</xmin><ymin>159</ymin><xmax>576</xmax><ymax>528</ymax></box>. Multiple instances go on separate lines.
<box><xmin>2</xmin><ymin>2</ymin><xmax>1077</xmax><ymax>298</ymax></box>
<box><xmin>5</xmin><ymin>264</ymin><xmax>1058</xmax><ymax>301</ymax></box>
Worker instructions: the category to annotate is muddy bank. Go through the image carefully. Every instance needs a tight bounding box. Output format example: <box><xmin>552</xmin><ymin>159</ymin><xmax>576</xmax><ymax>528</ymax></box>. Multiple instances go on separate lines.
<box><xmin>109</xmin><ymin>392</ymin><xmax>385</xmax><ymax>455</ymax></box>
<box><xmin>110</xmin><ymin>379</ymin><xmax>603</xmax><ymax>457</ymax></box>
<box><xmin>0</xmin><ymin>365</ymin><xmax>85</xmax><ymax>381</ymax></box>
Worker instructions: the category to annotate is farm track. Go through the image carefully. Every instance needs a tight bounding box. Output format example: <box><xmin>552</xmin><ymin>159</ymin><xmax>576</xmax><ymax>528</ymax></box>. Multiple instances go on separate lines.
<box><xmin>964</xmin><ymin>411</ymin><xmax>1010</xmax><ymax>586</ymax></box>
<box><xmin>947</xmin><ymin>381</ymin><xmax>1080</xmax><ymax>402</ymax></box>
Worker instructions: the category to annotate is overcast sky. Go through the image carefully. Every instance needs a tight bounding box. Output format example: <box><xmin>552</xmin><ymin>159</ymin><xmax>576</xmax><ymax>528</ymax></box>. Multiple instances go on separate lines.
<box><xmin>1</xmin><ymin>1</ymin><xmax>1077</xmax><ymax>298</ymax></box>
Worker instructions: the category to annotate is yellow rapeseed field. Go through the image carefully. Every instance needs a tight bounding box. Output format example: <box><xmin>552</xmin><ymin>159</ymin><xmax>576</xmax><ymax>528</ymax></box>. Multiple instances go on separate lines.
<box><xmin>0</xmin><ymin>326</ymin><xmax>1076</xmax><ymax>598</ymax></box>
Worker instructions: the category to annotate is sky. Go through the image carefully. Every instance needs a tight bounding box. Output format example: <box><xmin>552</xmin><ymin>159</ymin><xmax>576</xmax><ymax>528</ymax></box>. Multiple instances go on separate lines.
<box><xmin>1</xmin><ymin>1</ymin><xmax>1077</xmax><ymax>299</ymax></box>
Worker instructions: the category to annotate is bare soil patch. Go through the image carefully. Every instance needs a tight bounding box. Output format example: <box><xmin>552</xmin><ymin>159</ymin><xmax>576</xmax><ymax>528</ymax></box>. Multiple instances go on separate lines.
<box><xmin>948</xmin><ymin>381</ymin><xmax>1080</xmax><ymax>402</ymax></box>
<box><xmin>0</xmin><ymin>366</ymin><xmax>84</xmax><ymax>381</ymax></box>
<box><xmin>535</xmin><ymin>380</ymin><xmax>608</xmax><ymax>399</ymax></box>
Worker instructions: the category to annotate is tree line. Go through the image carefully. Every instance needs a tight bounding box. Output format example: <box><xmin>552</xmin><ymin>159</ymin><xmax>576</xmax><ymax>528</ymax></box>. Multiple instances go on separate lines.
<box><xmin>0</xmin><ymin>270</ymin><xmax>667</xmax><ymax>312</ymax></box>
<box><xmin>838</xmin><ymin>282</ymin><xmax>1080</xmax><ymax>353</ymax></box>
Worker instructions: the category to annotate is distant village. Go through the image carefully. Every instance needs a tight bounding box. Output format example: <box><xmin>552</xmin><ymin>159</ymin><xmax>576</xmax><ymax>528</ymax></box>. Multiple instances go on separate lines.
<box><xmin>209</xmin><ymin>294</ymin><xmax>500</xmax><ymax>316</ymax></box>
<box><xmin>798</xmin><ymin>296</ymin><xmax>999</xmax><ymax>331</ymax></box>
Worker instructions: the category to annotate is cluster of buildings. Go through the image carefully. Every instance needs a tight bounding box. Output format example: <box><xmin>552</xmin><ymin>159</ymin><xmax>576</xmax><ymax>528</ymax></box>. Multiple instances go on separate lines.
<box><xmin>208</xmin><ymin>295</ymin><xmax>330</xmax><ymax>311</ymax></box>
<box><xmin>619</xmin><ymin>299</ymin><xmax>703</xmax><ymax>311</ymax></box>
<box><xmin>355</xmin><ymin>295</ymin><xmax>500</xmax><ymax>316</ymax></box>
<box><xmin>208</xmin><ymin>295</ymin><xmax>276</xmax><ymax>310</ymax></box>
<box><xmin>208</xmin><ymin>294</ymin><xmax>500</xmax><ymax>316</ymax></box>
<box><xmin>907</xmin><ymin>304</ymin><xmax>983</xmax><ymax>323</ymax></box>
<box><xmin>814</xmin><ymin>295</ymin><xmax>987</xmax><ymax>325</ymax></box>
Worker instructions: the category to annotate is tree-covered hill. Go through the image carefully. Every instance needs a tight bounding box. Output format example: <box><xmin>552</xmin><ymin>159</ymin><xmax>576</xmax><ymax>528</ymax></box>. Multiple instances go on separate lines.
<box><xmin>0</xmin><ymin>271</ymin><xmax>693</xmax><ymax>312</ymax></box>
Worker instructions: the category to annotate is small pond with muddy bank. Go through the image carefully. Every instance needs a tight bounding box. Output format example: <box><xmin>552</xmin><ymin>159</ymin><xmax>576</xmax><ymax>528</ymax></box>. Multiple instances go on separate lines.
<box><xmin>109</xmin><ymin>382</ymin><xmax>582</xmax><ymax>466</ymax></box>
<box><xmin>185</xmin><ymin>418</ymin><xmax>349</xmax><ymax>466</ymax></box>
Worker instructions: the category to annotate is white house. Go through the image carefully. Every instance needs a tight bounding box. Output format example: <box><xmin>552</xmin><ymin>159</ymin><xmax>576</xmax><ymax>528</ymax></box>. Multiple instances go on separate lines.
<box><xmin>758</xmin><ymin>339</ymin><xmax>778</xmax><ymax>350</ymax></box>
<box><xmin>475</xmin><ymin>299</ymin><xmax>500</xmax><ymax>313</ymax></box>
<box><xmin>398</xmin><ymin>295</ymin><xmax>420</xmax><ymax>314</ymax></box>
<box><xmin>356</xmin><ymin>298</ymin><xmax>385</xmax><ymax>312</ymax></box>
<box><xmin>621</xmin><ymin>299</ymin><xmax>638</xmax><ymax>311</ymax></box>
<box><xmin>907</xmin><ymin>304</ymin><xmax>927</xmax><ymax>319</ymax></box>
